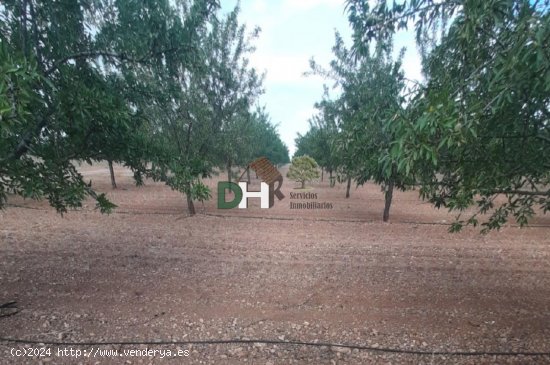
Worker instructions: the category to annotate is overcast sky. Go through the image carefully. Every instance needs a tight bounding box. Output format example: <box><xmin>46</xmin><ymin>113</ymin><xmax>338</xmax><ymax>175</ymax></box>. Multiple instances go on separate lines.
<box><xmin>219</xmin><ymin>0</ymin><xmax>422</xmax><ymax>156</ymax></box>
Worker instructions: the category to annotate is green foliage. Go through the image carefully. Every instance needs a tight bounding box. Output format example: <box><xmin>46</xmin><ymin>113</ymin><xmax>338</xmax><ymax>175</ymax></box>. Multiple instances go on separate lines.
<box><xmin>94</xmin><ymin>193</ymin><xmax>118</xmax><ymax>214</ymax></box>
<box><xmin>249</xmin><ymin>107</ymin><xmax>290</xmax><ymax>166</ymax></box>
<box><xmin>0</xmin><ymin>0</ymin><xmax>218</xmax><ymax>213</ymax></box>
<box><xmin>346</xmin><ymin>0</ymin><xmax>550</xmax><ymax>231</ymax></box>
<box><xmin>294</xmin><ymin>112</ymin><xmax>338</xmax><ymax>174</ymax></box>
<box><xmin>190</xmin><ymin>182</ymin><xmax>212</xmax><ymax>204</ymax></box>
<box><xmin>133</xmin><ymin>4</ymin><xmax>263</xmax><ymax>212</ymax></box>
<box><xmin>0</xmin><ymin>1</ymin><xmax>288</xmax><ymax>215</ymax></box>
<box><xmin>287</xmin><ymin>155</ymin><xmax>320</xmax><ymax>188</ymax></box>
<box><xmin>294</xmin><ymin>87</ymin><xmax>339</xmax><ymax>175</ymax></box>
<box><xmin>304</xmin><ymin>31</ymin><xmax>410</xmax><ymax>220</ymax></box>
<box><xmin>204</xmin><ymin>8</ymin><xmax>264</xmax><ymax>180</ymax></box>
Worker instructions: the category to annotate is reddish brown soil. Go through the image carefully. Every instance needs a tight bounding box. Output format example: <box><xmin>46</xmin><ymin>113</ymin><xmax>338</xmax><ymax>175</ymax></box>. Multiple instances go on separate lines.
<box><xmin>1</xmin><ymin>162</ymin><xmax>549</xmax><ymax>364</ymax></box>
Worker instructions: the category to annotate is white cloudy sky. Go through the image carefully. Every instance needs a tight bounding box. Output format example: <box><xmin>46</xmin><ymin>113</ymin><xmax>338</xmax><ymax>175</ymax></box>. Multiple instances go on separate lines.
<box><xmin>219</xmin><ymin>0</ymin><xmax>423</xmax><ymax>156</ymax></box>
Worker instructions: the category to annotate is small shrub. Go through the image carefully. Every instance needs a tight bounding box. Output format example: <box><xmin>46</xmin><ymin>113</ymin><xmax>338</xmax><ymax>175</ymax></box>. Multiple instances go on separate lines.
<box><xmin>287</xmin><ymin>155</ymin><xmax>320</xmax><ymax>189</ymax></box>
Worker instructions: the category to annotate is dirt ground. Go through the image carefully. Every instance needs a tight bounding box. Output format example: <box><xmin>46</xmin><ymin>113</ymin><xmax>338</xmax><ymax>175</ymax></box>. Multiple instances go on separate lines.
<box><xmin>1</xmin><ymin>162</ymin><xmax>549</xmax><ymax>364</ymax></box>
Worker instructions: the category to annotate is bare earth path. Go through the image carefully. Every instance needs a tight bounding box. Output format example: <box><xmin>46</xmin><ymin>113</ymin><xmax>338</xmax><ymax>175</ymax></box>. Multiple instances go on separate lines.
<box><xmin>1</xmin><ymin>163</ymin><xmax>549</xmax><ymax>364</ymax></box>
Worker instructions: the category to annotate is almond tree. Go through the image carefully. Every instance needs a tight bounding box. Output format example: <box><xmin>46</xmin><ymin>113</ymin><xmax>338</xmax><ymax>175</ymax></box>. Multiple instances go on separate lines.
<box><xmin>139</xmin><ymin>5</ymin><xmax>263</xmax><ymax>214</ymax></box>
<box><xmin>306</xmin><ymin>33</ymin><xmax>410</xmax><ymax>221</ymax></box>
<box><xmin>346</xmin><ymin>0</ymin><xmax>550</xmax><ymax>231</ymax></box>
<box><xmin>207</xmin><ymin>8</ymin><xmax>264</xmax><ymax>184</ymax></box>
<box><xmin>0</xmin><ymin>0</ymin><xmax>217</xmax><ymax>213</ymax></box>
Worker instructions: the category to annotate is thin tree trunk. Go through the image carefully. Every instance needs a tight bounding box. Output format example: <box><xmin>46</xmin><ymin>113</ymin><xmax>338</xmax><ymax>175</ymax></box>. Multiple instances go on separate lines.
<box><xmin>186</xmin><ymin>194</ymin><xmax>196</xmax><ymax>215</ymax></box>
<box><xmin>21</xmin><ymin>0</ymin><xmax>29</xmax><ymax>58</ymax></box>
<box><xmin>321</xmin><ymin>168</ymin><xmax>324</xmax><ymax>182</ymax></box>
<box><xmin>383</xmin><ymin>179</ymin><xmax>394</xmax><ymax>222</ymax></box>
<box><xmin>301</xmin><ymin>180</ymin><xmax>305</xmax><ymax>189</ymax></box>
<box><xmin>345</xmin><ymin>176</ymin><xmax>351</xmax><ymax>198</ymax></box>
<box><xmin>227</xmin><ymin>160</ymin><xmax>232</xmax><ymax>183</ymax></box>
<box><xmin>108</xmin><ymin>160</ymin><xmax>117</xmax><ymax>189</ymax></box>
<box><xmin>246</xmin><ymin>167</ymin><xmax>251</xmax><ymax>183</ymax></box>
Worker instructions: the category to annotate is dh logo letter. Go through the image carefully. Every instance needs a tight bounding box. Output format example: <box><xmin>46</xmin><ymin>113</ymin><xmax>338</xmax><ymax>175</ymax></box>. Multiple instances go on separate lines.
<box><xmin>217</xmin><ymin>182</ymin><xmax>243</xmax><ymax>209</ymax></box>
<box><xmin>238</xmin><ymin>182</ymin><xmax>270</xmax><ymax>209</ymax></box>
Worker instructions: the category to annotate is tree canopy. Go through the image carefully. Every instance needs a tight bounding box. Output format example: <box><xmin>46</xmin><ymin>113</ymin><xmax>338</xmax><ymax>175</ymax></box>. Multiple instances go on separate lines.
<box><xmin>303</xmin><ymin>33</ymin><xmax>410</xmax><ymax>220</ymax></box>
<box><xmin>0</xmin><ymin>0</ymin><xmax>288</xmax><ymax>215</ymax></box>
<box><xmin>341</xmin><ymin>0</ymin><xmax>549</xmax><ymax>230</ymax></box>
<box><xmin>0</xmin><ymin>0</ymin><xmax>216</xmax><ymax>212</ymax></box>
<box><xmin>295</xmin><ymin>0</ymin><xmax>549</xmax><ymax>229</ymax></box>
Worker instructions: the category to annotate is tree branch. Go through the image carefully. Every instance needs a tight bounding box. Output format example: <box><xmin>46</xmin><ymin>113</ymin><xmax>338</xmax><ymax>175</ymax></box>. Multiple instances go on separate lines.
<box><xmin>44</xmin><ymin>47</ymin><xmax>183</xmax><ymax>76</ymax></box>
<box><xmin>4</xmin><ymin>113</ymin><xmax>48</xmax><ymax>161</ymax></box>
<box><xmin>28</xmin><ymin>0</ymin><xmax>44</xmax><ymax>73</ymax></box>
<box><xmin>491</xmin><ymin>189</ymin><xmax>550</xmax><ymax>197</ymax></box>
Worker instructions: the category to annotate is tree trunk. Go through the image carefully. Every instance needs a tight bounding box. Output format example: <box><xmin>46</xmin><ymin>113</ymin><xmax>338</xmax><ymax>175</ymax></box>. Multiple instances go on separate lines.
<box><xmin>383</xmin><ymin>179</ymin><xmax>394</xmax><ymax>222</ymax></box>
<box><xmin>301</xmin><ymin>180</ymin><xmax>305</xmax><ymax>189</ymax></box>
<box><xmin>321</xmin><ymin>168</ymin><xmax>324</xmax><ymax>182</ymax></box>
<box><xmin>246</xmin><ymin>167</ymin><xmax>251</xmax><ymax>183</ymax></box>
<box><xmin>345</xmin><ymin>176</ymin><xmax>351</xmax><ymax>198</ymax></box>
<box><xmin>227</xmin><ymin>160</ymin><xmax>232</xmax><ymax>183</ymax></box>
<box><xmin>108</xmin><ymin>160</ymin><xmax>117</xmax><ymax>189</ymax></box>
<box><xmin>186</xmin><ymin>194</ymin><xmax>196</xmax><ymax>215</ymax></box>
